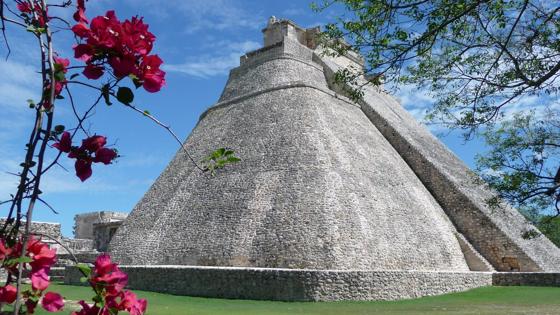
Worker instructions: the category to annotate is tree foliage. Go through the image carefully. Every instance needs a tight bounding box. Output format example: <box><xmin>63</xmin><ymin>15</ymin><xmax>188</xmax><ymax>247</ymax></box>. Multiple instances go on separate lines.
<box><xmin>314</xmin><ymin>0</ymin><xmax>560</xmax><ymax>130</ymax></box>
<box><xmin>477</xmin><ymin>110</ymin><xmax>560</xmax><ymax>216</ymax></box>
<box><xmin>537</xmin><ymin>215</ymin><xmax>560</xmax><ymax>247</ymax></box>
<box><xmin>315</xmin><ymin>0</ymin><xmax>560</xmax><ymax>218</ymax></box>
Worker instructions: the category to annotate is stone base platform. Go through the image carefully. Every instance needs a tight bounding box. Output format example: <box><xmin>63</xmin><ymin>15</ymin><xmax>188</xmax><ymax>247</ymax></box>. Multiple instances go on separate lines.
<box><xmin>64</xmin><ymin>266</ymin><xmax>560</xmax><ymax>301</ymax></box>
<box><xmin>65</xmin><ymin>265</ymin><xmax>498</xmax><ymax>301</ymax></box>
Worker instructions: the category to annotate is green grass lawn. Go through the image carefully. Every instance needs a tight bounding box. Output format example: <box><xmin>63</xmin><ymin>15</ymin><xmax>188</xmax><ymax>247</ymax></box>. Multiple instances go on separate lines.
<box><xmin>32</xmin><ymin>284</ymin><xmax>560</xmax><ymax>315</ymax></box>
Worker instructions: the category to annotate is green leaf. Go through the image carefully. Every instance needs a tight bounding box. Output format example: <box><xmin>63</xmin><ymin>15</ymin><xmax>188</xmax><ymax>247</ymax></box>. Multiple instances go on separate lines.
<box><xmin>77</xmin><ymin>263</ymin><xmax>92</xmax><ymax>277</ymax></box>
<box><xmin>143</xmin><ymin>110</ymin><xmax>151</xmax><ymax>116</ymax></box>
<box><xmin>396</xmin><ymin>30</ymin><xmax>408</xmax><ymax>41</ymax></box>
<box><xmin>226</xmin><ymin>156</ymin><xmax>241</xmax><ymax>163</ymax></box>
<box><xmin>116</xmin><ymin>87</ymin><xmax>134</xmax><ymax>104</ymax></box>
<box><xmin>54</xmin><ymin>70</ymin><xmax>66</xmax><ymax>82</ymax></box>
<box><xmin>129</xmin><ymin>74</ymin><xmax>143</xmax><ymax>89</ymax></box>
<box><xmin>5</xmin><ymin>256</ymin><xmax>33</xmax><ymax>266</ymax></box>
<box><xmin>201</xmin><ymin>148</ymin><xmax>241</xmax><ymax>175</ymax></box>
<box><xmin>54</xmin><ymin>125</ymin><xmax>65</xmax><ymax>133</ymax></box>
<box><xmin>212</xmin><ymin>148</ymin><xmax>226</xmax><ymax>159</ymax></box>
<box><xmin>26</xmin><ymin>25</ymin><xmax>45</xmax><ymax>34</ymax></box>
<box><xmin>80</xmin><ymin>276</ymin><xmax>88</xmax><ymax>283</ymax></box>
<box><xmin>27</xmin><ymin>294</ymin><xmax>39</xmax><ymax>303</ymax></box>
<box><xmin>102</xmin><ymin>84</ymin><xmax>112</xmax><ymax>106</ymax></box>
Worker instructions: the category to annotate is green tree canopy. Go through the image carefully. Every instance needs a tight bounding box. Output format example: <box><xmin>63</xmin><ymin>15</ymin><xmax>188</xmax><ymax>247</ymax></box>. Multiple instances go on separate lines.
<box><xmin>314</xmin><ymin>0</ymin><xmax>560</xmax><ymax>128</ymax></box>
<box><xmin>315</xmin><ymin>0</ymin><xmax>560</xmax><ymax>217</ymax></box>
<box><xmin>477</xmin><ymin>110</ymin><xmax>559</xmax><ymax>216</ymax></box>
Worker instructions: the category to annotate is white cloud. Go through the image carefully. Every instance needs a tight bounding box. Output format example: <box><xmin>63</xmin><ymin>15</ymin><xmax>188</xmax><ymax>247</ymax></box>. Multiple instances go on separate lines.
<box><xmin>0</xmin><ymin>60</ymin><xmax>41</xmax><ymax>200</ymax></box>
<box><xmin>391</xmin><ymin>83</ymin><xmax>560</xmax><ymax>134</ymax></box>
<box><xmin>123</xmin><ymin>0</ymin><xmax>263</xmax><ymax>34</ymax></box>
<box><xmin>163</xmin><ymin>40</ymin><xmax>260</xmax><ymax>78</ymax></box>
<box><xmin>500</xmin><ymin>94</ymin><xmax>560</xmax><ymax>120</ymax></box>
<box><xmin>393</xmin><ymin>84</ymin><xmax>435</xmax><ymax>121</ymax></box>
<box><xmin>0</xmin><ymin>60</ymin><xmax>40</xmax><ymax>112</ymax></box>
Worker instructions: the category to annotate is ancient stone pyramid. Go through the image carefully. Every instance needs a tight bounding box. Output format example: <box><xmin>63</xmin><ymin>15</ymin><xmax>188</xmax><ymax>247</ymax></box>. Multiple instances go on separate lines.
<box><xmin>108</xmin><ymin>18</ymin><xmax>560</xmax><ymax>300</ymax></box>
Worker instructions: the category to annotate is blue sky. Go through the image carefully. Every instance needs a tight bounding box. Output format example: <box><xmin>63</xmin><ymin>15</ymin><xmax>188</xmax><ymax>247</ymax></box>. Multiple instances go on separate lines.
<box><xmin>1</xmin><ymin>0</ymin><xmax>491</xmax><ymax>236</ymax></box>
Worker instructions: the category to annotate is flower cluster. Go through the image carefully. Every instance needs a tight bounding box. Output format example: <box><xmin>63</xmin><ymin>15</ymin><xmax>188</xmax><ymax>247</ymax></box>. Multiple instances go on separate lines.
<box><xmin>0</xmin><ymin>237</ymin><xmax>64</xmax><ymax>313</ymax></box>
<box><xmin>71</xmin><ymin>7</ymin><xmax>166</xmax><ymax>92</ymax></box>
<box><xmin>73</xmin><ymin>254</ymin><xmax>147</xmax><ymax>315</ymax></box>
<box><xmin>41</xmin><ymin>56</ymin><xmax>70</xmax><ymax>110</ymax></box>
<box><xmin>53</xmin><ymin>132</ymin><xmax>118</xmax><ymax>181</ymax></box>
<box><xmin>16</xmin><ymin>0</ymin><xmax>49</xmax><ymax>27</ymax></box>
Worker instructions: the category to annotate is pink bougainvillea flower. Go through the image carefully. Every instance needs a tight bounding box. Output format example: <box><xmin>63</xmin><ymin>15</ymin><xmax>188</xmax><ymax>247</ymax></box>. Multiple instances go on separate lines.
<box><xmin>73</xmin><ymin>0</ymin><xmax>88</xmax><ymax>23</ymax></box>
<box><xmin>71</xmin><ymin>9</ymin><xmax>165</xmax><ymax>94</ymax></box>
<box><xmin>26</xmin><ymin>299</ymin><xmax>38</xmax><ymax>314</ymax></box>
<box><xmin>73</xmin><ymin>8</ymin><xmax>88</xmax><ymax>24</ymax></box>
<box><xmin>53</xmin><ymin>131</ymin><xmax>72</xmax><ymax>153</ymax></box>
<box><xmin>71</xmin><ymin>300</ymin><xmax>100</xmax><ymax>315</ymax></box>
<box><xmin>0</xmin><ymin>239</ymin><xmax>11</xmax><ymax>260</ymax></box>
<box><xmin>93</xmin><ymin>254</ymin><xmax>116</xmax><ymax>275</ymax></box>
<box><xmin>94</xmin><ymin>148</ymin><xmax>117</xmax><ymax>165</ymax></box>
<box><xmin>88</xmin><ymin>11</ymin><xmax>122</xmax><ymax>50</ymax></box>
<box><xmin>121</xmin><ymin>16</ymin><xmax>155</xmax><ymax>56</ymax></box>
<box><xmin>68</xmin><ymin>147</ymin><xmax>85</xmax><ymax>159</ymax></box>
<box><xmin>0</xmin><ymin>285</ymin><xmax>17</xmax><ymax>304</ymax></box>
<box><xmin>72</xmin><ymin>23</ymin><xmax>90</xmax><ymax>38</ymax></box>
<box><xmin>53</xmin><ymin>57</ymin><xmax>70</xmax><ymax>73</ymax></box>
<box><xmin>96</xmin><ymin>269</ymin><xmax>128</xmax><ymax>294</ymax></box>
<box><xmin>31</xmin><ymin>268</ymin><xmax>50</xmax><ymax>291</ymax></box>
<box><xmin>118</xmin><ymin>291</ymin><xmax>147</xmax><ymax>315</ymax></box>
<box><xmin>28</xmin><ymin>241</ymin><xmax>57</xmax><ymax>272</ymax></box>
<box><xmin>91</xmin><ymin>254</ymin><xmax>128</xmax><ymax>295</ymax></box>
<box><xmin>17</xmin><ymin>1</ymin><xmax>49</xmax><ymax>26</ymax></box>
<box><xmin>59</xmin><ymin>134</ymin><xmax>116</xmax><ymax>181</ymax></box>
<box><xmin>140</xmin><ymin>55</ymin><xmax>165</xmax><ymax>93</ymax></box>
<box><xmin>83</xmin><ymin>64</ymin><xmax>104</xmax><ymax>80</ymax></box>
<box><xmin>108</xmin><ymin>55</ymin><xmax>137</xmax><ymax>78</ymax></box>
<box><xmin>81</xmin><ymin>135</ymin><xmax>107</xmax><ymax>152</ymax></box>
<box><xmin>73</xmin><ymin>44</ymin><xmax>94</xmax><ymax>61</ymax></box>
<box><xmin>75</xmin><ymin>159</ymin><xmax>93</xmax><ymax>182</ymax></box>
<box><xmin>41</xmin><ymin>292</ymin><xmax>65</xmax><ymax>312</ymax></box>
<box><xmin>16</xmin><ymin>2</ymin><xmax>32</xmax><ymax>13</ymax></box>
<box><xmin>42</xmin><ymin>80</ymin><xmax>65</xmax><ymax>110</ymax></box>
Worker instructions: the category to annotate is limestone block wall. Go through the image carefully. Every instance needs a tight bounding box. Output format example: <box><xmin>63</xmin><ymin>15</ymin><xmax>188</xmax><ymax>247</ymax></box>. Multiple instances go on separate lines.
<box><xmin>358</xmin><ymin>90</ymin><xmax>560</xmax><ymax>272</ymax></box>
<box><xmin>492</xmin><ymin>272</ymin><xmax>560</xmax><ymax>286</ymax></box>
<box><xmin>65</xmin><ymin>266</ymin><xmax>492</xmax><ymax>301</ymax></box>
<box><xmin>0</xmin><ymin>219</ymin><xmax>61</xmax><ymax>239</ymax></box>
<box><xmin>93</xmin><ymin>221</ymin><xmax>122</xmax><ymax>252</ymax></box>
<box><xmin>73</xmin><ymin>211</ymin><xmax>127</xmax><ymax>239</ymax></box>
<box><xmin>61</xmin><ymin>238</ymin><xmax>95</xmax><ymax>253</ymax></box>
<box><xmin>315</xmin><ymin>54</ymin><xmax>560</xmax><ymax>272</ymax></box>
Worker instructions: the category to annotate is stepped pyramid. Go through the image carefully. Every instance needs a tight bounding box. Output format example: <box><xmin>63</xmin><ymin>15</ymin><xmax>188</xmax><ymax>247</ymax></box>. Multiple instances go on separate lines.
<box><xmin>108</xmin><ymin>18</ymin><xmax>560</xmax><ymax>301</ymax></box>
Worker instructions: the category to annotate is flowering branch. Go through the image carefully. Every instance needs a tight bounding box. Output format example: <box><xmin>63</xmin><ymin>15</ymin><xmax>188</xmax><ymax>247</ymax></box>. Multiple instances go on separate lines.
<box><xmin>0</xmin><ymin>1</ymin><xmax>240</xmax><ymax>313</ymax></box>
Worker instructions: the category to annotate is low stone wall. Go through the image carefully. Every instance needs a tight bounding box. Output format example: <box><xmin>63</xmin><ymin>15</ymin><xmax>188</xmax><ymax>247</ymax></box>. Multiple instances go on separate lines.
<box><xmin>0</xmin><ymin>219</ymin><xmax>61</xmax><ymax>239</ymax></box>
<box><xmin>61</xmin><ymin>238</ymin><xmax>95</xmax><ymax>253</ymax></box>
<box><xmin>65</xmin><ymin>266</ymin><xmax>492</xmax><ymax>301</ymax></box>
<box><xmin>492</xmin><ymin>272</ymin><xmax>560</xmax><ymax>287</ymax></box>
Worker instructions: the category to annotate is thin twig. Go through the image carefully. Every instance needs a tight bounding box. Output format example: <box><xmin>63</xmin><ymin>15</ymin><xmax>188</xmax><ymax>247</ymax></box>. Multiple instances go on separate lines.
<box><xmin>120</xmin><ymin>102</ymin><xmax>206</xmax><ymax>173</ymax></box>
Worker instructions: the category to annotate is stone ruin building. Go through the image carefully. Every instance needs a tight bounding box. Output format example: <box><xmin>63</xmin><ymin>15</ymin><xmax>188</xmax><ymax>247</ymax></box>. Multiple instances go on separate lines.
<box><xmin>68</xmin><ymin>18</ymin><xmax>560</xmax><ymax>301</ymax></box>
<box><xmin>0</xmin><ymin>211</ymin><xmax>127</xmax><ymax>281</ymax></box>
<box><xmin>73</xmin><ymin>211</ymin><xmax>128</xmax><ymax>252</ymax></box>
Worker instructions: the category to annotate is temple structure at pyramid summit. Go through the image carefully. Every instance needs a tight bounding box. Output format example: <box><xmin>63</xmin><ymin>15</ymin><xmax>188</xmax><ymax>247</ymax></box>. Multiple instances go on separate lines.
<box><xmin>85</xmin><ymin>18</ymin><xmax>560</xmax><ymax>300</ymax></box>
